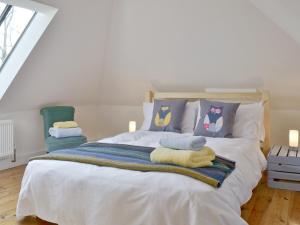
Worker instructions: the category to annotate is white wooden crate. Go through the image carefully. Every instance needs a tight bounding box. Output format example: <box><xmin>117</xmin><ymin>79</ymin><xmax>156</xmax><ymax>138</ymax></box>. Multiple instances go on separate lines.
<box><xmin>267</xmin><ymin>145</ymin><xmax>300</xmax><ymax>191</ymax></box>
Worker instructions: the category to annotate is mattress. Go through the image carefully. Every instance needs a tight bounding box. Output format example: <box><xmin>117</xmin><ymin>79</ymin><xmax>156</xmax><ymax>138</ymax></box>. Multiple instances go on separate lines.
<box><xmin>17</xmin><ymin>131</ymin><xmax>266</xmax><ymax>225</ymax></box>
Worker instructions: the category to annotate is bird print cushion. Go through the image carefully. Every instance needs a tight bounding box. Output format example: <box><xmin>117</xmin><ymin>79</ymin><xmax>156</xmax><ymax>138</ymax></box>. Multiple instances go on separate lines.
<box><xmin>149</xmin><ymin>99</ymin><xmax>187</xmax><ymax>133</ymax></box>
<box><xmin>194</xmin><ymin>100</ymin><xmax>240</xmax><ymax>138</ymax></box>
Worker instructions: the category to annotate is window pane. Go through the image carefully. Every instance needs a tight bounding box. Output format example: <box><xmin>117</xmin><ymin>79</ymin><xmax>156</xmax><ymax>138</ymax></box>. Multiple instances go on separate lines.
<box><xmin>0</xmin><ymin>3</ymin><xmax>7</xmax><ymax>15</ymax></box>
<box><xmin>0</xmin><ymin>6</ymin><xmax>35</xmax><ymax>68</ymax></box>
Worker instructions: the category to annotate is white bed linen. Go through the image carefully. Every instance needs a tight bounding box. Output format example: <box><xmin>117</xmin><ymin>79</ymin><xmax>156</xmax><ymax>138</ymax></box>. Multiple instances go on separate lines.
<box><xmin>17</xmin><ymin>131</ymin><xmax>266</xmax><ymax>225</ymax></box>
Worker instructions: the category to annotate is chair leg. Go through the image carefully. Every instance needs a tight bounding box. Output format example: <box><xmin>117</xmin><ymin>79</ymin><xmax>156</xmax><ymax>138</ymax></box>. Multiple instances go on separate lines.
<box><xmin>36</xmin><ymin>217</ymin><xmax>57</xmax><ymax>225</ymax></box>
<box><xmin>19</xmin><ymin>216</ymin><xmax>57</xmax><ymax>225</ymax></box>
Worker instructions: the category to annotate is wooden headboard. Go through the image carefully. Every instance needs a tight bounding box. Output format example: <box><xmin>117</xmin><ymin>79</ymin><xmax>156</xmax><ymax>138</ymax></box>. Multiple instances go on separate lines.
<box><xmin>145</xmin><ymin>90</ymin><xmax>270</xmax><ymax>155</ymax></box>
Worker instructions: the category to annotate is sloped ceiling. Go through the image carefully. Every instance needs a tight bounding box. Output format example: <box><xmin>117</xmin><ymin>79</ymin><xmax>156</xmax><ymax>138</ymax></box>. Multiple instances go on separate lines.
<box><xmin>247</xmin><ymin>0</ymin><xmax>300</xmax><ymax>109</ymax></box>
<box><xmin>101</xmin><ymin>0</ymin><xmax>300</xmax><ymax>109</ymax></box>
<box><xmin>1</xmin><ymin>0</ymin><xmax>300</xmax><ymax>113</ymax></box>
<box><xmin>0</xmin><ymin>0</ymin><xmax>113</xmax><ymax>113</ymax></box>
<box><xmin>249</xmin><ymin>0</ymin><xmax>300</xmax><ymax>46</ymax></box>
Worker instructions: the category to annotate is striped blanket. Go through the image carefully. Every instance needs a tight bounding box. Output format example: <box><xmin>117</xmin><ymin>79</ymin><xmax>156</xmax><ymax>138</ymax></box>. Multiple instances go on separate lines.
<box><xmin>30</xmin><ymin>143</ymin><xmax>235</xmax><ymax>188</ymax></box>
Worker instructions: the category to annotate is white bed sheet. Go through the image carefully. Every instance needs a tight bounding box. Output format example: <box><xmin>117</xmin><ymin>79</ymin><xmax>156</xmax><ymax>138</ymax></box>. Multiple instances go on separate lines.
<box><xmin>17</xmin><ymin>131</ymin><xmax>266</xmax><ymax>225</ymax></box>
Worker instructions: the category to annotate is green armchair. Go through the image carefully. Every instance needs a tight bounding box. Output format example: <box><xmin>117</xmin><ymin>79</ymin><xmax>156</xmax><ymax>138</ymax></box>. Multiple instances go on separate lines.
<box><xmin>40</xmin><ymin>106</ymin><xmax>87</xmax><ymax>152</ymax></box>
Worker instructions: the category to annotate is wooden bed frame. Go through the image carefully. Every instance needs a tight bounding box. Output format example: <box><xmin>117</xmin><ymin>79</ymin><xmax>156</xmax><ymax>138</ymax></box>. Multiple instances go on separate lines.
<box><xmin>145</xmin><ymin>90</ymin><xmax>270</xmax><ymax>155</ymax></box>
<box><xmin>22</xmin><ymin>90</ymin><xmax>270</xmax><ymax>225</ymax></box>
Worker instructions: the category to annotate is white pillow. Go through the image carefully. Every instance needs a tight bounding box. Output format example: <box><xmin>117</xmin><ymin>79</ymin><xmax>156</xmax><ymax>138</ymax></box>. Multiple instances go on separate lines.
<box><xmin>181</xmin><ymin>101</ymin><xmax>199</xmax><ymax>133</ymax></box>
<box><xmin>140</xmin><ymin>102</ymin><xmax>153</xmax><ymax>131</ymax></box>
<box><xmin>140</xmin><ymin>101</ymin><xmax>199</xmax><ymax>133</ymax></box>
<box><xmin>233</xmin><ymin>102</ymin><xmax>264</xmax><ymax>140</ymax></box>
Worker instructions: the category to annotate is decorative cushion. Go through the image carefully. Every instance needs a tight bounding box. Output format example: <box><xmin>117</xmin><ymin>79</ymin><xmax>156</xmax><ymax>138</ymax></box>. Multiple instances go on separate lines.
<box><xmin>46</xmin><ymin>135</ymin><xmax>87</xmax><ymax>152</ymax></box>
<box><xmin>194</xmin><ymin>100</ymin><xmax>240</xmax><ymax>138</ymax></box>
<box><xmin>149</xmin><ymin>99</ymin><xmax>187</xmax><ymax>133</ymax></box>
<box><xmin>140</xmin><ymin>101</ymin><xmax>199</xmax><ymax>133</ymax></box>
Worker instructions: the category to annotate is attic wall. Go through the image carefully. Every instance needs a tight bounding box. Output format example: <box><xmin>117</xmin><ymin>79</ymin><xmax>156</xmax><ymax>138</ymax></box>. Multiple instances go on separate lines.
<box><xmin>97</xmin><ymin>0</ymin><xmax>300</xmax><ymax>145</ymax></box>
<box><xmin>0</xmin><ymin>0</ymin><xmax>113</xmax><ymax>113</ymax></box>
<box><xmin>250</xmin><ymin>0</ymin><xmax>300</xmax><ymax>46</ymax></box>
<box><xmin>0</xmin><ymin>0</ymin><xmax>113</xmax><ymax>168</ymax></box>
<box><xmin>102</xmin><ymin>0</ymin><xmax>300</xmax><ymax>108</ymax></box>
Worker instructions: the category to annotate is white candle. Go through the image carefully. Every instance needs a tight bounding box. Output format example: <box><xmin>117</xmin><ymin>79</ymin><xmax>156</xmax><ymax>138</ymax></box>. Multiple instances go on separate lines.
<box><xmin>129</xmin><ymin>121</ymin><xmax>136</xmax><ymax>132</ymax></box>
<box><xmin>289</xmin><ymin>130</ymin><xmax>299</xmax><ymax>148</ymax></box>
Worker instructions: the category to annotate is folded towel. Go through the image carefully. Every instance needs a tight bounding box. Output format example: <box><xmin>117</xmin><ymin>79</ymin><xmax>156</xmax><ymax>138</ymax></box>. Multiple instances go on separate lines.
<box><xmin>159</xmin><ymin>136</ymin><xmax>207</xmax><ymax>150</ymax></box>
<box><xmin>150</xmin><ymin>146</ymin><xmax>215</xmax><ymax>168</ymax></box>
<box><xmin>53</xmin><ymin>121</ymin><xmax>78</xmax><ymax>128</ymax></box>
<box><xmin>49</xmin><ymin>127</ymin><xmax>82</xmax><ymax>138</ymax></box>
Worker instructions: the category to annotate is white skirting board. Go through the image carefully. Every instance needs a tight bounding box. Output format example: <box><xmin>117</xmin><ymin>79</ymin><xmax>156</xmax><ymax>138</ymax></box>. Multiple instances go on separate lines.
<box><xmin>0</xmin><ymin>150</ymin><xmax>46</xmax><ymax>170</ymax></box>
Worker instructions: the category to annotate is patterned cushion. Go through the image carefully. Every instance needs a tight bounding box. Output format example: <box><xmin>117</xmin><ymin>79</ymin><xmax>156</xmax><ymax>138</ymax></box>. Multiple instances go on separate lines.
<box><xmin>194</xmin><ymin>100</ymin><xmax>240</xmax><ymax>138</ymax></box>
<box><xmin>149</xmin><ymin>99</ymin><xmax>187</xmax><ymax>133</ymax></box>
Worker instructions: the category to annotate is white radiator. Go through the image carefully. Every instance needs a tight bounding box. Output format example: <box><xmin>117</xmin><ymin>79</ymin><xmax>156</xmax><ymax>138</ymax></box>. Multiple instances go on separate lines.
<box><xmin>0</xmin><ymin>120</ymin><xmax>14</xmax><ymax>160</ymax></box>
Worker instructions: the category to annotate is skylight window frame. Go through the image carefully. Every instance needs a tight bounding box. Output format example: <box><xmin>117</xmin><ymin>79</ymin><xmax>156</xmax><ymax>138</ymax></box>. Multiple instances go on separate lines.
<box><xmin>0</xmin><ymin>4</ymin><xmax>13</xmax><ymax>26</ymax></box>
<box><xmin>0</xmin><ymin>0</ymin><xmax>58</xmax><ymax>101</ymax></box>
<box><xmin>0</xmin><ymin>4</ymin><xmax>37</xmax><ymax>72</ymax></box>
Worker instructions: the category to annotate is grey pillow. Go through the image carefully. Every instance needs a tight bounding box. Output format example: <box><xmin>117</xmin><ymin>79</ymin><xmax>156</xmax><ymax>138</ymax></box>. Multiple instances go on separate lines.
<box><xmin>149</xmin><ymin>99</ymin><xmax>187</xmax><ymax>133</ymax></box>
<box><xmin>194</xmin><ymin>100</ymin><xmax>240</xmax><ymax>138</ymax></box>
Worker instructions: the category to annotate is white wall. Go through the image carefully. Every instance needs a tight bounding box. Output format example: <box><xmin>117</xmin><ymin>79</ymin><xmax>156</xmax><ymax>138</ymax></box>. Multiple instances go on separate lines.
<box><xmin>271</xmin><ymin>110</ymin><xmax>300</xmax><ymax>145</ymax></box>
<box><xmin>102</xmin><ymin>0</ymin><xmax>300</xmax><ymax>107</ymax></box>
<box><xmin>97</xmin><ymin>0</ymin><xmax>300</xmax><ymax>145</ymax></box>
<box><xmin>98</xmin><ymin>105</ymin><xmax>143</xmax><ymax>138</ymax></box>
<box><xmin>0</xmin><ymin>0</ymin><xmax>113</xmax><ymax>113</ymax></box>
<box><xmin>0</xmin><ymin>0</ymin><xmax>113</xmax><ymax>169</ymax></box>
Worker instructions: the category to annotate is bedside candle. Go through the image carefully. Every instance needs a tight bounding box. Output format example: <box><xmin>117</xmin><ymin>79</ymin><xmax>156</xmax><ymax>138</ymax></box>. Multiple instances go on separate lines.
<box><xmin>129</xmin><ymin>121</ymin><xmax>136</xmax><ymax>132</ymax></box>
<box><xmin>289</xmin><ymin>130</ymin><xmax>299</xmax><ymax>148</ymax></box>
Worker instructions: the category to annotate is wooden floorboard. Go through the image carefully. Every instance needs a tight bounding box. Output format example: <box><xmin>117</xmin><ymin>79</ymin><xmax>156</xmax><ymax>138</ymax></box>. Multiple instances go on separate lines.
<box><xmin>0</xmin><ymin>166</ymin><xmax>299</xmax><ymax>225</ymax></box>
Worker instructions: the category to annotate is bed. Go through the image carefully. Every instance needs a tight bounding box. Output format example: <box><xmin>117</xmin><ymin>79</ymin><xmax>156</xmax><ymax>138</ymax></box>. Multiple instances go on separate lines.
<box><xmin>17</xmin><ymin>90</ymin><xmax>270</xmax><ymax>225</ymax></box>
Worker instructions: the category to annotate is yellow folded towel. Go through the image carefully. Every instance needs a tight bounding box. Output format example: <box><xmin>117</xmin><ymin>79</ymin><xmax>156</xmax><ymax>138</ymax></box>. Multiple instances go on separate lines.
<box><xmin>150</xmin><ymin>146</ymin><xmax>215</xmax><ymax>168</ymax></box>
<box><xmin>53</xmin><ymin>121</ymin><xmax>78</xmax><ymax>128</ymax></box>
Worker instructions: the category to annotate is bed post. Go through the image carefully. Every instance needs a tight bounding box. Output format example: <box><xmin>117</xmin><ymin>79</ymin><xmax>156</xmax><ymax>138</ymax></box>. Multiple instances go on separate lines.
<box><xmin>262</xmin><ymin>90</ymin><xmax>271</xmax><ymax>155</ymax></box>
<box><xmin>145</xmin><ymin>91</ymin><xmax>154</xmax><ymax>103</ymax></box>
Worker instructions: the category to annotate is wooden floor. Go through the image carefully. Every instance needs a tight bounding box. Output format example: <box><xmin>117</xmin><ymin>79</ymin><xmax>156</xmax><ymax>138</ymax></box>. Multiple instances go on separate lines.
<box><xmin>0</xmin><ymin>166</ymin><xmax>299</xmax><ymax>225</ymax></box>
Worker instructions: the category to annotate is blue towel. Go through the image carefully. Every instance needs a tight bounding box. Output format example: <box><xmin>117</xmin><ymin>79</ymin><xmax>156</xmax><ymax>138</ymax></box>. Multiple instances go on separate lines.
<box><xmin>159</xmin><ymin>136</ymin><xmax>207</xmax><ymax>150</ymax></box>
<box><xmin>49</xmin><ymin>127</ymin><xmax>82</xmax><ymax>138</ymax></box>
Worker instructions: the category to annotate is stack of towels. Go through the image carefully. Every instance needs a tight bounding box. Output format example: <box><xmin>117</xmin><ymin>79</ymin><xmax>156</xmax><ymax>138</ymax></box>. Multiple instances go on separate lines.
<box><xmin>150</xmin><ymin>136</ymin><xmax>215</xmax><ymax>168</ymax></box>
<box><xmin>49</xmin><ymin>121</ymin><xmax>83</xmax><ymax>138</ymax></box>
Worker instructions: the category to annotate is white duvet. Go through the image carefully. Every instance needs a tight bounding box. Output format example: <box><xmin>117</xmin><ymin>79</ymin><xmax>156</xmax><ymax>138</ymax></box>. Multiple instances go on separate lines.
<box><xmin>17</xmin><ymin>131</ymin><xmax>266</xmax><ymax>225</ymax></box>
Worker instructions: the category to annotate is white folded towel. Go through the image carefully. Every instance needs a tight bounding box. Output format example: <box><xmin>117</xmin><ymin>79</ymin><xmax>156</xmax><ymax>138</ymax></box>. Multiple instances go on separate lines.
<box><xmin>159</xmin><ymin>136</ymin><xmax>207</xmax><ymax>150</ymax></box>
<box><xmin>49</xmin><ymin>127</ymin><xmax>82</xmax><ymax>138</ymax></box>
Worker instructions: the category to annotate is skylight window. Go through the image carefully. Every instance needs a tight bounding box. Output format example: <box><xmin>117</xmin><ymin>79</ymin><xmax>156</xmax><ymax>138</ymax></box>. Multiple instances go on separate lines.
<box><xmin>0</xmin><ymin>0</ymin><xmax>57</xmax><ymax>100</ymax></box>
<box><xmin>0</xmin><ymin>3</ymin><xmax>35</xmax><ymax>69</ymax></box>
